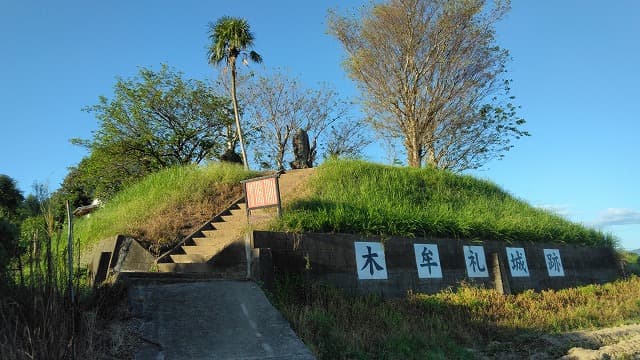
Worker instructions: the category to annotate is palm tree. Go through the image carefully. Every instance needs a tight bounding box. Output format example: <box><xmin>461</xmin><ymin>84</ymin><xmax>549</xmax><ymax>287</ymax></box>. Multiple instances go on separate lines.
<box><xmin>208</xmin><ymin>16</ymin><xmax>262</xmax><ymax>170</ymax></box>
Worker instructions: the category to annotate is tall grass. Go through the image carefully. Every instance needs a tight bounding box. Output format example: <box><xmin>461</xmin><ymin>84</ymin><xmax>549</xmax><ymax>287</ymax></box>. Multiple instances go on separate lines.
<box><xmin>621</xmin><ymin>250</ymin><xmax>640</xmax><ymax>275</ymax></box>
<box><xmin>272</xmin><ymin>275</ymin><xmax>640</xmax><ymax>360</ymax></box>
<box><xmin>74</xmin><ymin>162</ymin><xmax>260</xmax><ymax>254</ymax></box>
<box><xmin>1</xmin><ymin>210</ymin><xmax>131</xmax><ymax>359</ymax></box>
<box><xmin>276</xmin><ymin>160</ymin><xmax>613</xmax><ymax>247</ymax></box>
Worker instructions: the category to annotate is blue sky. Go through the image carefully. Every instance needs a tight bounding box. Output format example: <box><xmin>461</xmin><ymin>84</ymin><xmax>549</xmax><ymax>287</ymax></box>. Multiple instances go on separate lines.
<box><xmin>1</xmin><ymin>1</ymin><xmax>638</xmax><ymax>250</ymax></box>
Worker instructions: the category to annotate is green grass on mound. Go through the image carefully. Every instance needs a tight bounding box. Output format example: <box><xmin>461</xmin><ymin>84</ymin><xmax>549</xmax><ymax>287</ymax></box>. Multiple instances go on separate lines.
<box><xmin>275</xmin><ymin>160</ymin><xmax>613</xmax><ymax>247</ymax></box>
<box><xmin>74</xmin><ymin>162</ymin><xmax>260</xmax><ymax>253</ymax></box>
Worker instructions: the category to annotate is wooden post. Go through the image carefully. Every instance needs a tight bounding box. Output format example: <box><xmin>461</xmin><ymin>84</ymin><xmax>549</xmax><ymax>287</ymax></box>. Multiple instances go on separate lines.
<box><xmin>274</xmin><ymin>176</ymin><xmax>282</xmax><ymax>218</ymax></box>
<box><xmin>491</xmin><ymin>252</ymin><xmax>511</xmax><ymax>295</ymax></box>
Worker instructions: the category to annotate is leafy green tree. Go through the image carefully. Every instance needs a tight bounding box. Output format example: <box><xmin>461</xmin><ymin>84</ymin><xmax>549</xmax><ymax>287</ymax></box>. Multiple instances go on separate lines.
<box><xmin>0</xmin><ymin>175</ymin><xmax>22</xmax><ymax>280</ymax></box>
<box><xmin>208</xmin><ymin>16</ymin><xmax>263</xmax><ymax>170</ymax></box>
<box><xmin>328</xmin><ymin>0</ymin><xmax>528</xmax><ymax>170</ymax></box>
<box><xmin>74</xmin><ymin>65</ymin><xmax>235</xmax><ymax>199</ymax></box>
<box><xmin>18</xmin><ymin>216</ymin><xmax>47</xmax><ymax>271</ymax></box>
<box><xmin>0</xmin><ymin>218</ymin><xmax>18</xmax><ymax>280</ymax></box>
<box><xmin>19</xmin><ymin>194</ymin><xmax>42</xmax><ymax>219</ymax></box>
<box><xmin>0</xmin><ymin>174</ymin><xmax>24</xmax><ymax>219</ymax></box>
<box><xmin>55</xmin><ymin>160</ymin><xmax>94</xmax><ymax>207</ymax></box>
<box><xmin>79</xmin><ymin>65</ymin><xmax>233</xmax><ymax>167</ymax></box>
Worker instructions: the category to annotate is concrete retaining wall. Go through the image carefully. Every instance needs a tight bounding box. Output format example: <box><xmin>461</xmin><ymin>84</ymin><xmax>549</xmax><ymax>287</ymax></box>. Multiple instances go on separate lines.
<box><xmin>88</xmin><ymin>235</ymin><xmax>155</xmax><ymax>286</ymax></box>
<box><xmin>251</xmin><ymin>231</ymin><xmax>621</xmax><ymax>297</ymax></box>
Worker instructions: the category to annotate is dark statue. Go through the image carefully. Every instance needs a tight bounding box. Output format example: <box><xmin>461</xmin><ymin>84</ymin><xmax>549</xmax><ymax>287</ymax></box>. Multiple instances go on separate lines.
<box><xmin>290</xmin><ymin>128</ymin><xmax>312</xmax><ymax>169</ymax></box>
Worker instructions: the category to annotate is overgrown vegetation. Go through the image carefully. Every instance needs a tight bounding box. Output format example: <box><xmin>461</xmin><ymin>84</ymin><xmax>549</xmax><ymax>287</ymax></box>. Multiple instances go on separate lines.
<box><xmin>0</xmin><ymin>280</ymin><xmax>133</xmax><ymax>359</ymax></box>
<box><xmin>276</xmin><ymin>160</ymin><xmax>614</xmax><ymax>247</ymax></box>
<box><xmin>272</xmin><ymin>275</ymin><xmax>640</xmax><ymax>359</ymax></box>
<box><xmin>1</xmin><ymin>208</ymin><xmax>134</xmax><ymax>360</ymax></box>
<box><xmin>621</xmin><ymin>250</ymin><xmax>640</xmax><ymax>276</ymax></box>
<box><xmin>73</xmin><ymin>162</ymin><xmax>260</xmax><ymax>255</ymax></box>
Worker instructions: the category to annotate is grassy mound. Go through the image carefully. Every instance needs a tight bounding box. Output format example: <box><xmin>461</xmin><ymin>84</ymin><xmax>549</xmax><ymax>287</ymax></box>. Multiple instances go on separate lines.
<box><xmin>276</xmin><ymin>160</ymin><xmax>613</xmax><ymax>247</ymax></box>
<box><xmin>74</xmin><ymin>162</ymin><xmax>260</xmax><ymax>254</ymax></box>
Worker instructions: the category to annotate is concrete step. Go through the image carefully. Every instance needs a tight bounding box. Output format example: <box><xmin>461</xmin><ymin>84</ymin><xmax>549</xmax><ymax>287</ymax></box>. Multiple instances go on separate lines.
<box><xmin>156</xmin><ymin>263</ymin><xmax>246</xmax><ymax>278</ymax></box>
<box><xmin>182</xmin><ymin>244</ymin><xmax>224</xmax><ymax>256</ymax></box>
<box><xmin>157</xmin><ymin>262</ymin><xmax>215</xmax><ymax>273</ymax></box>
<box><xmin>200</xmin><ymin>230</ymin><xmax>217</xmax><ymax>238</ymax></box>
<box><xmin>211</xmin><ymin>222</ymin><xmax>236</xmax><ymax>231</ymax></box>
<box><xmin>192</xmin><ymin>236</ymin><xmax>217</xmax><ymax>246</ymax></box>
<box><xmin>170</xmin><ymin>254</ymin><xmax>207</xmax><ymax>264</ymax></box>
<box><xmin>199</xmin><ymin>230</ymin><xmax>240</xmax><ymax>242</ymax></box>
<box><xmin>229</xmin><ymin>208</ymin><xmax>247</xmax><ymax>218</ymax></box>
<box><xmin>119</xmin><ymin>271</ymin><xmax>235</xmax><ymax>284</ymax></box>
<box><xmin>211</xmin><ymin>217</ymin><xmax>244</xmax><ymax>230</ymax></box>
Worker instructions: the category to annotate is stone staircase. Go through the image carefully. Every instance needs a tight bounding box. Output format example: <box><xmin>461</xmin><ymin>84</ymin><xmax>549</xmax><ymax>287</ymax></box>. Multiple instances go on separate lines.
<box><xmin>155</xmin><ymin>198</ymin><xmax>250</xmax><ymax>277</ymax></box>
<box><xmin>154</xmin><ymin>168</ymin><xmax>316</xmax><ymax>277</ymax></box>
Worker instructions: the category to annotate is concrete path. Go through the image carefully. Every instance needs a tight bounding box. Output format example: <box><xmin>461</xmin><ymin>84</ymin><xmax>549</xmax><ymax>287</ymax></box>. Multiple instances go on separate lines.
<box><xmin>128</xmin><ymin>279</ymin><xmax>315</xmax><ymax>360</ymax></box>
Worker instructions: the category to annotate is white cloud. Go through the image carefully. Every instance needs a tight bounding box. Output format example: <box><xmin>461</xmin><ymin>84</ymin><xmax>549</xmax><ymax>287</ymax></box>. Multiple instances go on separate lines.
<box><xmin>591</xmin><ymin>208</ymin><xmax>640</xmax><ymax>227</ymax></box>
<box><xmin>536</xmin><ymin>204</ymin><xmax>574</xmax><ymax>217</ymax></box>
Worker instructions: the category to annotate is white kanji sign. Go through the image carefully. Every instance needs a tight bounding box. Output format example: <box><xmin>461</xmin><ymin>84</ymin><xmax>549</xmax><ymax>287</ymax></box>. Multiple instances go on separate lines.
<box><xmin>463</xmin><ymin>245</ymin><xmax>489</xmax><ymax>278</ymax></box>
<box><xmin>543</xmin><ymin>249</ymin><xmax>565</xmax><ymax>277</ymax></box>
<box><xmin>354</xmin><ymin>242</ymin><xmax>388</xmax><ymax>280</ymax></box>
<box><xmin>413</xmin><ymin>244</ymin><xmax>443</xmax><ymax>278</ymax></box>
<box><xmin>505</xmin><ymin>247</ymin><xmax>529</xmax><ymax>277</ymax></box>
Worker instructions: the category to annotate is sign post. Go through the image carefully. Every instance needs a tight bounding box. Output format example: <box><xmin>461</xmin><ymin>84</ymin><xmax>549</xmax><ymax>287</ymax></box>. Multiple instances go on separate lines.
<box><xmin>241</xmin><ymin>174</ymin><xmax>283</xmax><ymax>223</ymax></box>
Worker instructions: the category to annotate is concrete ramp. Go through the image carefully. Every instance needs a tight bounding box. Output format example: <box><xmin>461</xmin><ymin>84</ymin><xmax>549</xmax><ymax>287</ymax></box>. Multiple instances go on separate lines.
<box><xmin>128</xmin><ymin>279</ymin><xmax>314</xmax><ymax>360</ymax></box>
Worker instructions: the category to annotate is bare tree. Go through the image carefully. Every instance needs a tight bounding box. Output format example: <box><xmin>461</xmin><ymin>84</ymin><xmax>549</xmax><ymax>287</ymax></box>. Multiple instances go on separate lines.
<box><xmin>247</xmin><ymin>70</ymin><xmax>306</xmax><ymax>170</ymax></box>
<box><xmin>325</xmin><ymin>119</ymin><xmax>372</xmax><ymax>159</ymax></box>
<box><xmin>300</xmin><ymin>84</ymin><xmax>351</xmax><ymax>166</ymax></box>
<box><xmin>328</xmin><ymin>0</ymin><xmax>528</xmax><ymax>170</ymax></box>
<box><xmin>247</xmin><ymin>70</ymin><xmax>368</xmax><ymax>169</ymax></box>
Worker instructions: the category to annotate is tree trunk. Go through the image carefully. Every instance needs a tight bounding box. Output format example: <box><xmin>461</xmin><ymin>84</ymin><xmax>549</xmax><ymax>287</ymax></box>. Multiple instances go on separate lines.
<box><xmin>230</xmin><ymin>57</ymin><xmax>249</xmax><ymax>170</ymax></box>
<box><xmin>407</xmin><ymin>151</ymin><xmax>422</xmax><ymax>168</ymax></box>
<box><xmin>426</xmin><ymin>144</ymin><xmax>437</xmax><ymax>167</ymax></box>
<box><xmin>276</xmin><ymin>143</ymin><xmax>285</xmax><ymax>171</ymax></box>
<box><xmin>406</xmin><ymin>133</ymin><xmax>423</xmax><ymax>167</ymax></box>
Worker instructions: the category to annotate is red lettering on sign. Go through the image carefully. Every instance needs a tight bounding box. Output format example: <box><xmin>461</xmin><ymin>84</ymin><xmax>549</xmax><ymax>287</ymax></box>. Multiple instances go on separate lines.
<box><xmin>245</xmin><ymin>178</ymin><xmax>278</xmax><ymax>209</ymax></box>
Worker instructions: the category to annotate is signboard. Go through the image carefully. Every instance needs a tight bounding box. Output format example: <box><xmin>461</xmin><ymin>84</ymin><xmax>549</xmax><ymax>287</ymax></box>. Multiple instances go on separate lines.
<box><xmin>245</xmin><ymin>177</ymin><xmax>279</xmax><ymax>209</ymax></box>
<box><xmin>543</xmin><ymin>249</ymin><xmax>565</xmax><ymax>277</ymax></box>
<box><xmin>463</xmin><ymin>245</ymin><xmax>489</xmax><ymax>278</ymax></box>
<box><xmin>354</xmin><ymin>242</ymin><xmax>388</xmax><ymax>280</ymax></box>
<box><xmin>505</xmin><ymin>247</ymin><xmax>529</xmax><ymax>277</ymax></box>
<box><xmin>413</xmin><ymin>244</ymin><xmax>443</xmax><ymax>278</ymax></box>
<box><xmin>241</xmin><ymin>174</ymin><xmax>282</xmax><ymax>222</ymax></box>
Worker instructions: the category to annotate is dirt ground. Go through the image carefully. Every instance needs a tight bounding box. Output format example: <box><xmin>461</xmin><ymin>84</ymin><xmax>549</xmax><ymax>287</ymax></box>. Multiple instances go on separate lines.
<box><xmin>475</xmin><ymin>323</ymin><xmax>640</xmax><ymax>359</ymax></box>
